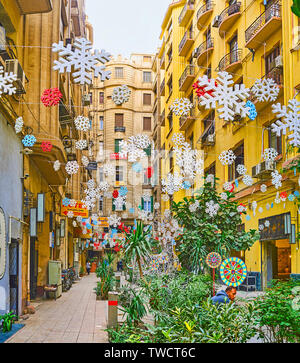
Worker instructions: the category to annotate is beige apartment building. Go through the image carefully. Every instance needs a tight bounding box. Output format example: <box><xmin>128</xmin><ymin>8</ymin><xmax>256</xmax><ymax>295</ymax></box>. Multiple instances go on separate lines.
<box><xmin>89</xmin><ymin>53</ymin><xmax>155</xmax><ymax>228</ymax></box>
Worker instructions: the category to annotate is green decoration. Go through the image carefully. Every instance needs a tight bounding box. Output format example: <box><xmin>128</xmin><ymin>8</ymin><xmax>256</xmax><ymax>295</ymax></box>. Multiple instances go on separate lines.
<box><xmin>292</xmin><ymin>0</ymin><xmax>300</xmax><ymax>17</ymax></box>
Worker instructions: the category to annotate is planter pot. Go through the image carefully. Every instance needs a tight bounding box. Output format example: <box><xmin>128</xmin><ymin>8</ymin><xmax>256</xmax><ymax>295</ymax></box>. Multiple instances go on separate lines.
<box><xmin>91</xmin><ymin>262</ymin><xmax>97</xmax><ymax>273</ymax></box>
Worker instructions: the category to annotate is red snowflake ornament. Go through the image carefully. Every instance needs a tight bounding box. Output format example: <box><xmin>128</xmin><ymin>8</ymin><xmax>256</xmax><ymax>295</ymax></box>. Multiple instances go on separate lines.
<box><xmin>193</xmin><ymin>80</ymin><xmax>217</xmax><ymax>98</ymax></box>
<box><xmin>41</xmin><ymin>141</ymin><xmax>53</xmax><ymax>152</ymax></box>
<box><xmin>145</xmin><ymin>167</ymin><xmax>154</xmax><ymax>179</ymax></box>
<box><xmin>112</xmin><ymin>190</ymin><xmax>119</xmax><ymax>199</ymax></box>
<box><xmin>41</xmin><ymin>88</ymin><xmax>63</xmax><ymax>107</ymax></box>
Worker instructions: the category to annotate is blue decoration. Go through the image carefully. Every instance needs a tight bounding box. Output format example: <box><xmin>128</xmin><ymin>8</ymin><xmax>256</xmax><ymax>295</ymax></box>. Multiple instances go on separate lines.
<box><xmin>294</xmin><ymin>191</ymin><xmax>300</xmax><ymax>197</ymax></box>
<box><xmin>132</xmin><ymin>162</ymin><xmax>142</xmax><ymax>173</ymax></box>
<box><xmin>246</xmin><ymin>101</ymin><xmax>257</xmax><ymax>121</ymax></box>
<box><xmin>288</xmin><ymin>194</ymin><xmax>295</xmax><ymax>202</ymax></box>
<box><xmin>271</xmin><ymin>203</ymin><xmax>274</xmax><ymax>208</ymax></box>
<box><xmin>86</xmin><ymin>224</ymin><xmax>92</xmax><ymax>230</ymax></box>
<box><xmin>246</xmin><ymin>215</ymin><xmax>251</xmax><ymax>221</ymax></box>
<box><xmin>129</xmin><ymin>208</ymin><xmax>135</xmax><ymax>214</ymax></box>
<box><xmin>235</xmin><ymin>179</ymin><xmax>239</xmax><ymax>188</ymax></box>
<box><xmin>62</xmin><ymin>198</ymin><xmax>70</xmax><ymax>207</ymax></box>
<box><xmin>119</xmin><ymin>186</ymin><xmax>128</xmax><ymax>196</ymax></box>
<box><xmin>182</xmin><ymin>181</ymin><xmax>191</xmax><ymax>189</ymax></box>
<box><xmin>22</xmin><ymin>134</ymin><xmax>36</xmax><ymax>147</ymax></box>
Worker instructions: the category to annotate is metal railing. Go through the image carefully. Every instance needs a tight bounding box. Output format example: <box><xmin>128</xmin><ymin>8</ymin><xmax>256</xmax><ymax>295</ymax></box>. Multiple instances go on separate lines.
<box><xmin>195</xmin><ymin>38</ymin><xmax>214</xmax><ymax>59</ymax></box>
<box><xmin>179</xmin><ymin>104</ymin><xmax>196</xmax><ymax>128</ymax></box>
<box><xmin>245</xmin><ymin>1</ymin><xmax>281</xmax><ymax>44</ymax></box>
<box><xmin>160</xmin><ymin>52</ymin><xmax>165</xmax><ymax>67</ymax></box>
<box><xmin>179</xmin><ymin>30</ymin><xmax>194</xmax><ymax>54</ymax></box>
<box><xmin>160</xmin><ymin>109</ymin><xmax>165</xmax><ymax>124</ymax></box>
<box><xmin>201</xmin><ymin>122</ymin><xmax>215</xmax><ymax>145</ymax></box>
<box><xmin>197</xmin><ymin>1</ymin><xmax>214</xmax><ymax>20</ymax></box>
<box><xmin>160</xmin><ymin>78</ymin><xmax>165</xmax><ymax>94</ymax></box>
<box><xmin>179</xmin><ymin>0</ymin><xmax>195</xmax><ymax>24</ymax></box>
<box><xmin>219</xmin><ymin>2</ymin><xmax>241</xmax><ymax>27</ymax></box>
<box><xmin>264</xmin><ymin>66</ymin><xmax>283</xmax><ymax>85</ymax></box>
<box><xmin>179</xmin><ymin>64</ymin><xmax>195</xmax><ymax>89</ymax></box>
<box><xmin>218</xmin><ymin>49</ymin><xmax>242</xmax><ymax>71</ymax></box>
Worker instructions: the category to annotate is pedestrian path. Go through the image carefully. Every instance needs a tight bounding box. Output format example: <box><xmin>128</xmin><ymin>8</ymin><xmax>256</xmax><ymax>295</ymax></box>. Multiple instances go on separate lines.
<box><xmin>5</xmin><ymin>273</ymin><xmax>108</xmax><ymax>343</ymax></box>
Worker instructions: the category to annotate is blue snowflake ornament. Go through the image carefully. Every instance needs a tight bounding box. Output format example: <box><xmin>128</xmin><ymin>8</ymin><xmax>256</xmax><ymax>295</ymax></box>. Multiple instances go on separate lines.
<box><xmin>62</xmin><ymin>198</ymin><xmax>70</xmax><ymax>206</ymax></box>
<box><xmin>22</xmin><ymin>134</ymin><xmax>36</xmax><ymax>147</ymax></box>
<box><xmin>132</xmin><ymin>162</ymin><xmax>142</xmax><ymax>173</ymax></box>
<box><xmin>246</xmin><ymin>101</ymin><xmax>257</xmax><ymax>121</ymax></box>
<box><xmin>119</xmin><ymin>186</ymin><xmax>128</xmax><ymax>196</ymax></box>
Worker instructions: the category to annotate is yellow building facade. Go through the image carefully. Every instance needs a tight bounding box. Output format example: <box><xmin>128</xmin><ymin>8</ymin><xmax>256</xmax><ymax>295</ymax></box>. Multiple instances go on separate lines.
<box><xmin>157</xmin><ymin>0</ymin><xmax>300</xmax><ymax>289</ymax></box>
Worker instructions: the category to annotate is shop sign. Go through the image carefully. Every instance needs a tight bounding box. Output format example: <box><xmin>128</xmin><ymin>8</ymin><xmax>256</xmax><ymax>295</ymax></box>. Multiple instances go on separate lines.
<box><xmin>98</xmin><ymin>217</ymin><xmax>109</xmax><ymax>227</ymax></box>
<box><xmin>61</xmin><ymin>200</ymin><xmax>89</xmax><ymax>218</ymax></box>
<box><xmin>259</xmin><ymin>213</ymin><xmax>291</xmax><ymax>241</ymax></box>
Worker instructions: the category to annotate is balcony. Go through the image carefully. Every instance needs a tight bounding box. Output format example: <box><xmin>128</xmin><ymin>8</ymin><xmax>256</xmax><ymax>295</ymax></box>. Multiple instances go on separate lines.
<box><xmin>160</xmin><ymin>78</ymin><xmax>165</xmax><ymax>96</ymax></box>
<box><xmin>218</xmin><ymin>49</ymin><xmax>242</xmax><ymax>73</ymax></box>
<box><xmin>178</xmin><ymin>1</ymin><xmax>195</xmax><ymax>27</ymax></box>
<box><xmin>160</xmin><ymin>109</ymin><xmax>165</xmax><ymax>126</ymax></box>
<box><xmin>179</xmin><ymin>104</ymin><xmax>197</xmax><ymax>131</ymax></box>
<box><xmin>218</xmin><ymin>2</ymin><xmax>242</xmax><ymax>37</ymax></box>
<box><xmin>160</xmin><ymin>52</ymin><xmax>166</xmax><ymax>70</ymax></box>
<box><xmin>200</xmin><ymin>122</ymin><xmax>215</xmax><ymax>146</ymax></box>
<box><xmin>245</xmin><ymin>1</ymin><xmax>281</xmax><ymax>50</ymax></box>
<box><xmin>115</xmin><ymin>126</ymin><xmax>126</xmax><ymax>133</ymax></box>
<box><xmin>15</xmin><ymin>0</ymin><xmax>52</xmax><ymax>14</ymax></box>
<box><xmin>179</xmin><ymin>30</ymin><xmax>194</xmax><ymax>57</ymax></box>
<box><xmin>179</xmin><ymin>64</ymin><xmax>195</xmax><ymax>91</ymax></box>
<box><xmin>195</xmin><ymin>38</ymin><xmax>214</xmax><ymax>66</ymax></box>
<box><xmin>196</xmin><ymin>1</ymin><xmax>214</xmax><ymax>30</ymax></box>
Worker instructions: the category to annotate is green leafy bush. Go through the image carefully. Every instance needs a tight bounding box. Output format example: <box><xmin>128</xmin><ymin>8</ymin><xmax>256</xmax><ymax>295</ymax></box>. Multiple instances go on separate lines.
<box><xmin>0</xmin><ymin>311</ymin><xmax>17</xmax><ymax>333</ymax></box>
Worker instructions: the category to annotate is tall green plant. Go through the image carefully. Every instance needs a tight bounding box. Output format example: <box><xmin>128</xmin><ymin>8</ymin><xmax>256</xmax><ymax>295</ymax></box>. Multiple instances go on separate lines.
<box><xmin>0</xmin><ymin>312</ymin><xmax>17</xmax><ymax>333</ymax></box>
<box><xmin>95</xmin><ymin>252</ymin><xmax>115</xmax><ymax>299</ymax></box>
<box><xmin>172</xmin><ymin>178</ymin><xmax>259</xmax><ymax>272</ymax></box>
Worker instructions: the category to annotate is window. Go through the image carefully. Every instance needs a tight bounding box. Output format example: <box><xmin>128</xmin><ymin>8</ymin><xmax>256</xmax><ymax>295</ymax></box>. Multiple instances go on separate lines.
<box><xmin>114</xmin><ymin>139</ymin><xmax>123</xmax><ymax>153</ymax></box>
<box><xmin>99</xmin><ymin>167</ymin><xmax>104</xmax><ymax>182</ymax></box>
<box><xmin>115</xmin><ymin>67</ymin><xmax>124</xmax><ymax>78</ymax></box>
<box><xmin>144</xmin><ymin>145</ymin><xmax>151</xmax><ymax>156</ymax></box>
<box><xmin>143</xmin><ymin>93</ymin><xmax>152</xmax><ymax>105</ymax></box>
<box><xmin>99</xmin><ymin>92</ymin><xmax>104</xmax><ymax>104</ymax></box>
<box><xmin>143</xmin><ymin>71</ymin><xmax>152</xmax><ymax>83</ymax></box>
<box><xmin>143</xmin><ymin>56</ymin><xmax>152</xmax><ymax>63</ymax></box>
<box><xmin>143</xmin><ymin>117</ymin><xmax>152</xmax><ymax>131</ymax></box>
<box><xmin>99</xmin><ymin>198</ymin><xmax>103</xmax><ymax>211</ymax></box>
<box><xmin>265</xmin><ymin>46</ymin><xmax>280</xmax><ymax>74</ymax></box>
<box><xmin>116</xmin><ymin>165</ymin><xmax>124</xmax><ymax>182</ymax></box>
<box><xmin>89</xmin><ymin>92</ymin><xmax>93</xmax><ymax>104</ymax></box>
<box><xmin>143</xmin><ymin>169</ymin><xmax>152</xmax><ymax>185</ymax></box>
<box><xmin>269</xmin><ymin>125</ymin><xmax>282</xmax><ymax>155</ymax></box>
<box><xmin>115</xmin><ymin>113</ymin><xmax>124</xmax><ymax>127</ymax></box>
<box><xmin>205</xmin><ymin>162</ymin><xmax>216</xmax><ymax>178</ymax></box>
<box><xmin>228</xmin><ymin>143</ymin><xmax>244</xmax><ymax>181</ymax></box>
<box><xmin>99</xmin><ymin>142</ymin><xmax>104</xmax><ymax>157</ymax></box>
<box><xmin>168</xmin><ymin>76</ymin><xmax>173</xmax><ymax>96</ymax></box>
<box><xmin>229</xmin><ymin>35</ymin><xmax>238</xmax><ymax>63</ymax></box>
<box><xmin>99</xmin><ymin>116</ymin><xmax>104</xmax><ymax>130</ymax></box>
<box><xmin>168</xmin><ymin>45</ymin><xmax>173</xmax><ymax>64</ymax></box>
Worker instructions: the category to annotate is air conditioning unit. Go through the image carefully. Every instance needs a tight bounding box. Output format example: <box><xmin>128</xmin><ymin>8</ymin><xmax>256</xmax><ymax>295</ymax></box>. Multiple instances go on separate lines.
<box><xmin>252</xmin><ymin>161</ymin><xmax>276</xmax><ymax>178</ymax></box>
<box><xmin>5</xmin><ymin>59</ymin><xmax>26</xmax><ymax>94</ymax></box>
<box><xmin>212</xmin><ymin>15</ymin><xmax>220</xmax><ymax>28</ymax></box>
<box><xmin>82</xmin><ymin>94</ymin><xmax>91</xmax><ymax>106</ymax></box>
<box><xmin>275</xmin><ymin>55</ymin><xmax>283</xmax><ymax>68</ymax></box>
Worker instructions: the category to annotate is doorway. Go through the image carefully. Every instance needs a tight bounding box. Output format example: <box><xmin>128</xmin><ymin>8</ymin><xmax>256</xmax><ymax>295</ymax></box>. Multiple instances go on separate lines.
<box><xmin>9</xmin><ymin>240</ymin><xmax>19</xmax><ymax>316</ymax></box>
<box><xmin>30</xmin><ymin>237</ymin><xmax>38</xmax><ymax>300</ymax></box>
<box><xmin>265</xmin><ymin>239</ymin><xmax>291</xmax><ymax>285</ymax></box>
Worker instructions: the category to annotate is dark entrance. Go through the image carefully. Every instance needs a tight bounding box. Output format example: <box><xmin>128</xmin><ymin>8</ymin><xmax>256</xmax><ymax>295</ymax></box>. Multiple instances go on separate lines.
<box><xmin>30</xmin><ymin>237</ymin><xmax>38</xmax><ymax>300</ymax></box>
<box><xmin>9</xmin><ymin>239</ymin><xmax>19</xmax><ymax>316</ymax></box>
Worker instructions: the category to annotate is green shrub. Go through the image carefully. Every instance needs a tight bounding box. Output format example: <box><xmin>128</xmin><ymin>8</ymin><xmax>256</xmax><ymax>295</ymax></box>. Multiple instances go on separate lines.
<box><xmin>0</xmin><ymin>312</ymin><xmax>17</xmax><ymax>333</ymax></box>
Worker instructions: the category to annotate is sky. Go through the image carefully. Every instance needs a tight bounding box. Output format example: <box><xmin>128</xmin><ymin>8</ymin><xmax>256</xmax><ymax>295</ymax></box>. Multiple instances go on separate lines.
<box><xmin>85</xmin><ymin>0</ymin><xmax>172</xmax><ymax>58</ymax></box>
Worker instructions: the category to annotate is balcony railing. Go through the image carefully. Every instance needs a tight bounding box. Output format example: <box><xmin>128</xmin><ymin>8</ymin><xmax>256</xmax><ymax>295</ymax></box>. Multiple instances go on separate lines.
<box><xmin>218</xmin><ymin>49</ymin><xmax>242</xmax><ymax>71</ymax></box>
<box><xmin>179</xmin><ymin>30</ymin><xmax>194</xmax><ymax>55</ymax></box>
<box><xmin>201</xmin><ymin>122</ymin><xmax>215</xmax><ymax>145</ymax></box>
<box><xmin>197</xmin><ymin>1</ymin><xmax>214</xmax><ymax>24</ymax></box>
<box><xmin>115</xmin><ymin>126</ymin><xmax>126</xmax><ymax>133</ymax></box>
<box><xmin>245</xmin><ymin>1</ymin><xmax>281</xmax><ymax>46</ymax></box>
<box><xmin>179</xmin><ymin>1</ymin><xmax>195</xmax><ymax>25</ymax></box>
<box><xmin>195</xmin><ymin>38</ymin><xmax>214</xmax><ymax>64</ymax></box>
<box><xmin>160</xmin><ymin>52</ymin><xmax>166</xmax><ymax>69</ymax></box>
<box><xmin>264</xmin><ymin>66</ymin><xmax>283</xmax><ymax>85</ymax></box>
<box><xmin>160</xmin><ymin>78</ymin><xmax>165</xmax><ymax>95</ymax></box>
<box><xmin>179</xmin><ymin>64</ymin><xmax>195</xmax><ymax>90</ymax></box>
<box><xmin>218</xmin><ymin>2</ymin><xmax>241</xmax><ymax>35</ymax></box>
<box><xmin>179</xmin><ymin>104</ymin><xmax>196</xmax><ymax>130</ymax></box>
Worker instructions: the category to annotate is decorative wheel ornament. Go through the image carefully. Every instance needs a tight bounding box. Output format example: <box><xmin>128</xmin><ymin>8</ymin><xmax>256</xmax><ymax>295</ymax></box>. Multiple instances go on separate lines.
<box><xmin>65</xmin><ymin>161</ymin><xmax>79</xmax><ymax>175</ymax></box>
<box><xmin>218</xmin><ymin>150</ymin><xmax>236</xmax><ymax>166</ymax></box>
<box><xmin>220</xmin><ymin>257</ymin><xmax>247</xmax><ymax>287</ymax></box>
<box><xmin>22</xmin><ymin>134</ymin><xmax>36</xmax><ymax>147</ymax></box>
<box><xmin>149</xmin><ymin>258</ymin><xmax>159</xmax><ymax>272</ymax></box>
<box><xmin>15</xmin><ymin>117</ymin><xmax>23</xmax><ymax>134</ymax></box>
<box><xmin>41</xmin><ymin>88</ymin><xmax>62</xmax><ymax>107</ymax></box>
<box><xmin>74</xmin><ymin>116</ymin><xmax>90</xmax><ymax>132</ymax></box>
<box><xmin>41</xmin><ymin>141</ymin><xmax>53</xmax><ymax>152</ymax></box>
<box><xmin>206</xmin><ymin>252</ymin><xmax>222</xmax><ymax>269</ymax></box>
<box><xmin>111</xmin><ymin>85</ymin><xmax>131</xmax><ymax>105</ymax></box>
<box><xmin>170</xmin><ymin>98</ymin><xmax>194</xmax><ymax>116</ymax></box>
<box><xmin>75</xmin><ymin>139</ymin><xmax>87</xmax><ymax>150</ymax></box>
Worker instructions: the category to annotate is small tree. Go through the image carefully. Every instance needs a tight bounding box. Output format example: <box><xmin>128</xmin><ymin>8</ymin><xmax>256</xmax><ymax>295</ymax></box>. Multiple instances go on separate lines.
<box><xmin>172</xmin><ymin>178</ymin><xmax>259</xmax><ymax>273</ymax></box>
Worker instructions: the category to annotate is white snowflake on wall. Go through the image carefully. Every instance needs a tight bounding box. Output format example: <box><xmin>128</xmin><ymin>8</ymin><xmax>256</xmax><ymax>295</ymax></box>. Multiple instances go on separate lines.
<box><xmin>205</xmin><ymin>200</ymin><xmax>220</xmax><ymax>218</ymax></box>
<box><xmin>271</xmin><ymin>170</ymin><xmax>282</xmax><ymax>189</ymax></box>
<box><xmin>251</xmin><ymin>78</ymin><xmax>280</xmax><ymax>103</ymax></box>
<box><xmin>170</xmin><ymin>98</ymin><xmax>194</xmax><ymax>116</ymax></box>
<box><xmin>0</xmin><ymin>66</ymin><xmax>17</xmax><ymax>96</ymax></box>
<box><xmin>272</xmin><ymin>99</ymin><xmax>300</xmax><ymax>147</ymax></box>
<box><xmin>263</xmin><ymin>148</ymin><xmax>278</xmax><ymax>162</ymax></box>
<box><xmin>15</xmin><ymin>117</ymin><xmax>23</xmax><ymax>134</ymax></box>
<box><xmin>198</xmin><ymin>71</ymin><xmax>250</xmax><ymax>122</ymax></box>
<box><xmin>112</xmin><ymin>85</ymin><xmax>131</xmax><ymax>105</ymax></box>
<box><xmin>74</xmin><ymin>116</ymin><xmax>90</xmax><ymax>132</ymax></box>
<box><xmin>161</xmin><ymin>172</ymin><xmax>183</xmax><ymax>195</ymax></box>
<box><xmin>52</xmin><ymin>38</ymin><xmax>111</xmax><ymax>84</ymax></box>
<box><xmin>218</xmin><ymin>150</ymin><xmax>236</xmax><ymax>166</ymax></box>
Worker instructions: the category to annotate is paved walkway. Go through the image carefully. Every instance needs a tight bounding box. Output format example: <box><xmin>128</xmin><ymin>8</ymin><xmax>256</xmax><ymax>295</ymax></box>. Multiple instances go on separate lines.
<box><xmin>6</xmin><ymin>274</ymin><xmax>108</xmax><ymax>343</ymax></box>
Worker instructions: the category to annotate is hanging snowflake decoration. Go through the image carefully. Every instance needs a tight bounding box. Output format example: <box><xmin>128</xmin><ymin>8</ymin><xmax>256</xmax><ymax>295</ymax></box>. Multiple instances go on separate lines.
<box><xmin>82</xmin><ymin>156</ymin><xmax>89</xmax><ymax>167</ymax></box>
<box><xmin>161</xmin><ymin>172</ymin><xmax>183</xmax><ymax>195</ymax></box>
<box><xmin>236</xmin><ymin>164</ymin><xmax>247</xmax><ymax>176</ymax></box>
<box><xmin>119</xmin><ymin>140</ymin><xmax>146</xmax><ymax>162</ymax></box>
<box><xmin>41</xmin><ymin>88</ymin><xmax>62</xmax><ymax>107</ymax></box>
<box><xmin>251</xmin><ymin>78</ymin><xmax>280</xmax><ymax>103</ymax></box>
<box><xmin>206</xmin><ymin>174</ymin><xmax>215</xmax><ymax>186</ymax></box>
<box><xmin>162</xmin><ymin>194</ymin><xmax>170</xmax><ymax>202</ymax></box>
<box><xmin>74</xmin><ymin>116</ymin><xmax>90</xmax><ymax>132</ymax></box>
<box><xmin>22</xmin><ymin>134</ymin><xmax>36</xmax><ymax>148</ymax></box>
<box><xmin>15</xmin><ymin>117</ymin><xmax>23</xmax><ymax>134</ymax></box>
<box><xmin>65</xmin><ymin>161</ymin><xmax>79</xmax><ymax>175</ymax></box>
<box><xmin>138</xmin><ymin>210</ymin><xmax>153</xmax><ymax>222</ymax></box>
<box><xmin>0</xmin><ymin>66</ymin><xmax>17</xmax><ymax>96</ymax></box>
<box><xmin>103</xmin><ymin>163</ymin><xmax>115</xmax><ymax>177</ymax></box>
<box><xmin>220</xmin><ymin>192</ymin><xmax>228</xmax><ymax>201</ymax></box>
<box><xmin>53</xmin><ymin>160</ymin><xmax>61</xmax><ymax>172</ymax></box>
<box><xmin>242</xmin><ymin>174</ymin><xmax>253</xmax><ymax>186</ymax></box>
<box><xmin>62</xmin><ymin>198</ymin><xmax>70</xmax><ymax>207</ymax></box>
<box><xmin>189</xmin><ymin>200</ymin><xmax>200</xmax><ymax>212</ymax></box>
<box><xmin>108</xmin><ymin>214</ymin><xmax>121</xmax><ymax>228</ymax></box>
<box><xmin>205</xmin><ymin>200</ymin><xmax>220</xmax><ymax>218</ymax></box>
<box><xmin>260</xmin><ymin>184</ymin><xmax>267</xmax><ymax>193</ymax></box>
<box><xmin>263</xmin><ymin>148</ymin><xmax>278</xmax><ymax>162</ymax></box>
<box><xmin>69</xmin><ymin>199</ymin><xmax>77</xmax><ymax>207</ymax></box>
<box><xmin>154</xmin><ymin>202</ymin><xmax>160</xmax><ymax>210</ymax></box>
<box><xmin>41</xmin><ymin>141</ymin><xmax>53</xmax><ymax>152</ymax></box>
<box><xmin>223</xmin><ymin>182</ymin><xmax>234</xmax><ymax>192</ymax></box>
<box><xmin>237</xmin><ymin>204</ymin><xmax>246</xmax><ymax>213</ymax></box>
<box><xmin>170</xmin><ymin>98</ymin><xmax>194</xmax><ymax>116</ymax></box>
<box><xmin>171</xmin><ymin>133</ymin><xmax>186</xmax><ymax>146</ymax></box>
<box><xmin>265</xmin><ymin>220</ymin><xmax>270</xmax><ymax>228</ymax></box>
<box><xmin>119</xmin><ymin>186</ymin><xmax>128</xmax><ymax>197</ymax></box>
<box><xmin>218</xmin><ymin>150</ymin><xmax>236</xmax><ymax>166</ymax></box>
<box><xmin>111</xmin><ymin>85</ymin><xmax>131</xmax><ymax>105</ymax></box>
<box><xmin>272</xmin><ymin>99</ymin><xmax>300</xmax><ymax>147</ymax></box>
<box><xmin>129</xmin><ymin>134</ymin><xmax>151</xmax><ymax>149</ymax></box>
<box><xmin>87</xmin><ymin>179</ymin><xmax>95</xmax><ymax>189</ymax></box>
<box><xmin>259</xmin><ymin>224</ymin><xmax>265</xmax><ymax>231</ymax></box>
<box><xmin>198</xmin><ymin>71</ymin><xmax>250</xmax><ymax>122</ymax></box>
<box><xmin>75</xmin><ymin>140</ymin><xmax>88</xmax><ymax>150</ymax></box>
<box><xmin>245</xmin><ymin>100</ymin><xmax>257</xmax><ymax>121</ymax></box>
<box><xmin>193</xmin><ymin>76</ymin><xmax>217</xmax><ymax>98</ymax></box>
<box><xmin>67</xmin><ymin>211</ymin><xmax>74</xmax><ymax>219</ymax></box>
<box><xmin>271</xmin><ymin>170</ymin><xmax>282</xmax><ymax>189</ymax></box>
<box><xmin>52</xmin><ymin>37</ymin><xmax>111</xmax><ymax>84</ymax></box>
<box><xmin>113</xmin><ymin>196</ymin><xmax>126</xmax><ymax>211</ymax></box>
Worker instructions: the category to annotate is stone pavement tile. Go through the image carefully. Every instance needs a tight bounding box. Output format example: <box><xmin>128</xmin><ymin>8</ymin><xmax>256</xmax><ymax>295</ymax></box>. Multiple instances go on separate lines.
<box><xmin>77</xmin><ymin>333</ymin><xmax>94</xmax><ymax>343</ymax></box>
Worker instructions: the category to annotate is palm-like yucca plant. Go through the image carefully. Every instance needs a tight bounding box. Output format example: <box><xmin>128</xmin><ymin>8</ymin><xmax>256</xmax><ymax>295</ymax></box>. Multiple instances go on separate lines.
<box><xmin>123</xmin><ymin>221</ymin><xmax>155</xmax><ymax>279</ymax></box>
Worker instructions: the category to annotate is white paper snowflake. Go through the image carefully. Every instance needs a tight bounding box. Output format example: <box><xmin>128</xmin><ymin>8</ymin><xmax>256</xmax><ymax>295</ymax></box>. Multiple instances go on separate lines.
<box><xmin>15</xmin><ymin>117</ymin><xmax>23</xmax><ymax>134</ymax></box>
<box><xmin>52</xmin><ymin>38</ymin><xmax>111</xmax><ymax>84</ymax></box>
<box><xmin>138</xmin><ymin>210</ymin><xmax>153</xmax><ymax>222</ymax></box>
<box><xmin>251</xmin><ymin>78</ymin><xmax>280</xmax><ymax>103</ymax></box>
<box><xmin>0</xmin><ymin>66</ymin><xmax>17</xmax><ymax>96</ymax></box>
<box><xmin>223</xmin><ymin>182</ymin><xmax>233</xmax><ymax>191</ymax></box>
<box><xmin>206</xmin><ymin>174</ymin><xmax>215</xmax><ymax>185</ymax></box>
<box><xmin>87</xmin><ymin>179</ymin><xmax>95</xmax><ymax>189</ymax></box>
<box><xmin>259</xmin><ymin>224</ymin><xmax>265</xmax><ymax>231</ymax></box>
<box><xmin>119</xmin><ymin>140</ymin><xmax>146</xmax><ymax>163</ymax></box>
<box><xmin>272</xmin><ymin>99</ymin><xmax>300</xmax><ymax>147</ymax></box>
<box><xmin>243</xmin><ymin>174</ymin><xmax>253</xmax><ymax>186</ymax></box>
<box><xmin>108</xmin><ymin>214</ymin><xmax>121</xmax><ymax>227</ymax></box>
<box><xmin>111</xmin><ymin>85</ymin><xmax>131</xmax><ymax>105</ymax></box>
<box><xmin>76</xmin><ymin>216</ymin><xmax>82</xmax><ymax>223</ymax></box>
<box><xmin>67</xmin><ymin>211</ymin><xmax>74</xmax><ymax>219</ymax></box>
<box><xmin>237</xmin><ymin>204</ymin><xmax>246</xmax><ymax>213</ymax></box>
<box><xmin>236</xmin><ymin>164</ymin><xmax>247</xmax><ymax>175</ymax></box>
<box><xmin>162</xmin><ymin>194</ymin><xmax>170</xmax><ymax>202</ymax></box>
<box><xmin>263</xmin><ymin>148</ymin><xmax>278</xmax><ymax>162</ymax></box>
<box><xmin>198</xmin><ymin>71</ymin><xmax>250</xmax><ymax>122</ymax></box>
<box><xmin>74</xmin><ymin>116</ymin><xmax>90</xmax><ymax>132</ymax></box>
<box><xmin>75</xmin><ymin>140</ymin><xmax>88</xmax><ymax>150</ymax></box>
<box><xmin>170</xmin><ymin>98</ymin><xmax>194</xmax><ymax>116</ymax></box>
<box><xmin>161</xmin><ymin>172</ymin><xmax>183</xmax><ymax>195</ymax></box>
<box><xmin>220</xmin><ymin>192</ymin><xmax>228</xmax><ymax>201</ymax></box>
<box><xmin>260</xmin><ymin>184</ymin><xmax>267</xmax><ymax>193</ymax></box>
<box><xmin>113</xmin><ymin>196</ymin><xmax>126</xmax><ymax>211</ymax></box>
<box><xmin>103</xmin><ymin>163</ymin><xmax>115</xmax><ymax>177</ymax></box>
<box><xmin>154</xmin><ymin>202</ymin><xmax>160</xmax><ymax>210</ymax></box>
<box><xmin>265</xmin><ymin>220</ymin><xmax>270</xmax><ymax>228</ymax></box>
<box><xmin>189</xmin><ymin>200</ymin><xmax>200</xmax><ymax>212</ymax></box>
<box><xmin>171</xmin><ymin>133</ymin><xmax>186</xmax><ymax>146</ymax></box>
<box><xmin>53</xmin><ymin>160</ymin><xmax>61</xmax><ymax>172</ymax></box>
<box><xmin>69</xmin><ymin>199</ymin><xmax>77</xmax><ymax>207</ymax></box>
<box><xmin>219</xmin><ymin>150</ymin><xmax>236</xmax><ymax>166</ymax></box>
<box><xmin>65</xmin><ymin>161</ymin><xmax>79</xmax><ymax>175</ymax></box>
<box><xmin>205</xmin><ymin>200</ymin><xmax>220</xmax><ymax>218</ymax></box>
<box><xmin>82</xmin><ymin>156</ymin><xmax>89</xmax><ymax>167</ymax></box>
<box><xmin>271</xmin><ymin>170</ymin><xmax>282</xmax><ymax>189</ymax></box>
<box><xmin>129</xmin><ymin>134</ymin><xmax>151</xmax><ymax>149</ymax></box>
<box><xmin>174</xmin><ymin>142</ymin><xmax>201</xmax><ymax>179</ymax></box>
<box><xmin>99</xmin><ymin>182</ymin><xmax>109</xmax><ymax>192</ymax></box>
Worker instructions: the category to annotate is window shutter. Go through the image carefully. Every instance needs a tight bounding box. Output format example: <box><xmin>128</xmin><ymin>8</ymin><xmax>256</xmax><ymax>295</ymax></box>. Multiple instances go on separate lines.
<box><xmin>112</xmin><ymin>199</ymin><xmax>115</xmax><ymax>211</ymax></box>
<box><xmin>141</xmin><ymin>198</ymin><xmax>144</xmax><ymax>211</ymax></box>
<box><xmin>151</xmin><ymin>196</ymin><xmax>153</xmax><ymax>213</ymax></box>
<box><xmin>143</xmin><ymin>117</ymin><xmax>152</xmax><ymax>131</ymax></box>
<box><xmin>115</xmin><ymin>114</ymin><xmax>124</xmax><ymax>127</ymax></box>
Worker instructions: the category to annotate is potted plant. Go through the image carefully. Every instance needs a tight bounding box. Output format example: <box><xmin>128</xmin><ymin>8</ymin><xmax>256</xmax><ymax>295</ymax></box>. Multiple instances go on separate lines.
<box><xmin>79</xmin><ymin>266</ymin><xmax>85</xmax><ymax>277</ymax></box>
<box><xmin>0</xmin><ymin>311</ymin><xmax>17</xmax><ymax>333</ymax></box>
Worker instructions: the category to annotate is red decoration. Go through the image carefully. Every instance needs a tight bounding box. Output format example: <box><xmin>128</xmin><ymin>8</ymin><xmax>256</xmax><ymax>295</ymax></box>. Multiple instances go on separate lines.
<box><xmin>113</xmin><ymin>242</ymin><xmax>123</xmax><ymax>253</ymax></box>
<box><xmin>41</xmin><ymin>88</ymin><xmax>63</xmax><ymax>107</ymax></box>
<box><xmin>192</xmin><ymin>80</ymin><xmax>217</xmax><ymax>98</ymax></box>
<box><xmin>145</xmin><ymin>167</ymin><xmax>154</xmax><ymax>179</ymax></box>
<box><xmin>112</xmin><ymin>190</ymin><xmax>119</xmax><ymax>199</ymax></box>
<box><xmin>41</xmin><ymin>141</ymin><xmax>53</xmax><ymax>152</ymax></box>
